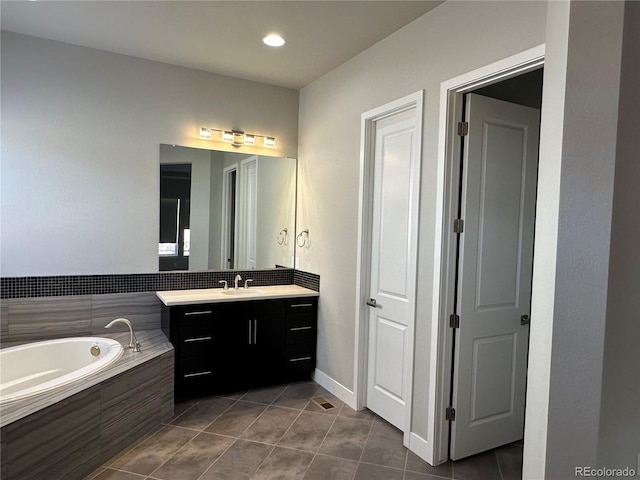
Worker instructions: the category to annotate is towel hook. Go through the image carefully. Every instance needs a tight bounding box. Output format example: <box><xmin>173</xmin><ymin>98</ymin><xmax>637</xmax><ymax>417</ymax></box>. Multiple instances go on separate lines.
<box><xmin>277</xmin><ymin>228</ymin><xmax>288</xmax><ymax>245</ymax></box>
<box><xmin>296</xmin><ymin>229</ymin><xmax>309</xmax><ymax>247</ymax></box>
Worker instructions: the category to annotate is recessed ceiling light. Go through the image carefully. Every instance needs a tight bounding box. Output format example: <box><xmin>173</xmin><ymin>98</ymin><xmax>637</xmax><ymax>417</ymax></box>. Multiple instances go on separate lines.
<box><xmin>262</xmin><ymin>34</ymin><xmax>285</xmax><ymax>48</ymax></box>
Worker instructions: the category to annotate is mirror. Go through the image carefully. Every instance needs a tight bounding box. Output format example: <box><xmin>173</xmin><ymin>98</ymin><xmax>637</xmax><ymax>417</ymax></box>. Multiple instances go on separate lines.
<box><xmin>159</xmin><ymin>144</ymin><xmax>296</xmax><ymax>271</ymax></box>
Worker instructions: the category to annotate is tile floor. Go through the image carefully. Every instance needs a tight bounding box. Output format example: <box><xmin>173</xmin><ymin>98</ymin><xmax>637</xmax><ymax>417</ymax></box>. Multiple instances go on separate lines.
<box><xmin>85</xmin><ymin>381</ymin><xmax>523</xmax><ymax>480</ymax></box>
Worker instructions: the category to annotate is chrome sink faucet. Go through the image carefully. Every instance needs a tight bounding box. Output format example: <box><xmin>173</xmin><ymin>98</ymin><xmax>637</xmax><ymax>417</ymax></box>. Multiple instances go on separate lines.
<box><xmin>105</xmin><ymin>317</ymin><xmax>141</xmax><ymax>352</ymax></box>
<box><xmin>234</xmin><ymin>274</ymin><xmax>242</xmax><ymax>290</ymax></box>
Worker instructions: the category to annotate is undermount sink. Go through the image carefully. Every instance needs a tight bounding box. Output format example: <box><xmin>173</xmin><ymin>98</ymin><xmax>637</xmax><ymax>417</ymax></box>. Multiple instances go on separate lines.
<box><xmin>221</xmin><ymin>289</ymin><xmax>265</xmax><ymax>296</ymax></box>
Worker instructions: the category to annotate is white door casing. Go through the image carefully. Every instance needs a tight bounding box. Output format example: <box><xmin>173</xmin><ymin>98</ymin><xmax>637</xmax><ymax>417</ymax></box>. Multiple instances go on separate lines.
<box><xmin>450</xmin><ymin>93</ymin><xmax>540</xmax><ymax>460</ymax></box>
<box><xmin>355</xmin><ymin>91</ymin><xmax>423</xmax><ymax>443</ymax></box>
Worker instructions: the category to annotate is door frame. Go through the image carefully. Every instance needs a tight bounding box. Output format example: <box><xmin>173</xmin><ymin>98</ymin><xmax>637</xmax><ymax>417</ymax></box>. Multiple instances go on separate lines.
<box><xmin>221</xmin><ymin>163</ymin><xmax>239</xmax><ymax>269</ymax></box>
<box><xmin>354</xmin><ymin>90</ymin><xmax>423</xmax><ymax>445</ymax></box>
<box><xmin>427</xmin><ymin>45</ymin><xmax>545</xmax><ymax>465</ymax></box>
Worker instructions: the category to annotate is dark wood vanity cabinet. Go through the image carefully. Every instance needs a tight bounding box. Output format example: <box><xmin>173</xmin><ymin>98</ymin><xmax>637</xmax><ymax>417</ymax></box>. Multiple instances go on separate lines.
<box><xmin>162</xmin><ymin>296</ymin><xmax>317</xmax><ymax>399</ymax></box>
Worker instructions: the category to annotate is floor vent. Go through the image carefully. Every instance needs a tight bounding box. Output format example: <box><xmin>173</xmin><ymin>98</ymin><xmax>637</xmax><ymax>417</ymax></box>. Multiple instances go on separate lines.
<box><xmin>311</xmin><ymin>396</ymin><xmax>335</xmax><ymax>410</ymax></box>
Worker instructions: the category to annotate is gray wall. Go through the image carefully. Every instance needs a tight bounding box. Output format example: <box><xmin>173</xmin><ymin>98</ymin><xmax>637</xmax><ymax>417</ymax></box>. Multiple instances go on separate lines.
<box><xmin>297</xmin><ymin>0</ymin><xmax>547</xmax><ymax>441</ymax></box>
<box><xmin>0</xmin><ymin>31</ymin><xmax>299</xmax><ymax>276</ymax></box>
<box><xmin>598</xmin><ymin>0</ymin><xmax>640</xmax><ymax>472</ymax></box>
<box><xmin>524</xmin><ymin>1</ymin><xmax>631</xmax><ymax>478</ymax></box>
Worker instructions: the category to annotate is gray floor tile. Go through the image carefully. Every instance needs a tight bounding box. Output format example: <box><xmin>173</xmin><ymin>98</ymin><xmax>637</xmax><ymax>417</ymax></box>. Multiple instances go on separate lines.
<box><xmin>171</xmin><ymin>399</ymin><xmax>198</xmax><ymax>421</ymax></box>
<box><xmin>354</xmin><ymin>462</ymin><xmax>404</xmax><ymax>480</ymax></box>
<box><xmin>303</xmin><ymin>454</ymin><xmax>359</xmax><ymax>480</ymax></box>
<box><xmin>278</xmin><ymin>411</ymin><xmax>336</xmax><ymax>452</ymax></box>
<box><xmin>240</xmin><ymin>405</ymin><xmax>301</xmax><ymax>444</ymax></box>
<box><xmin>93</xmin><ymin>380</ymin><xmax>524</xmax><ymax>480</ymax></box>
<box><xmin>338</xmin><ymin>405</ymin><xmax>376</xmax><ymax>422</ymax></box>
<box><xmin>251</xmin><ymin>446</ymin><xmax>315</xmax><ymax>480</ymax></box>
<box><xmin>205</xmin><ymin>400</ymin><xmax>267</xmax><ymax>437</ymax></box>
<box><xmin>317</xmin><ymin>415</ymin><xmax>372</xmax><ymax>460</ymax></box>
<box><xmin>109</xmin><ymin>425</ymin><xmax>197</xmax><ymax>475</ymax></box>
<box><xmin>199</xmin><ymin>439</ymin><xmax>274</xmax><ymax>480</ymax></box>
<box><xmin>241</xmin><ymin>384</ymin><xmax>289</xmax><ymax>405</ymax></box>
<box><xmin>360</xmin><ymin>417</ymin><xmax>407</xmax><ymax>469</ymax></box>
<box><xmin>83</xmin><ymin>467</ymin><xmax>106</xmax><ymax>479</ymax></box>
<box><xmin>452</xmin><ymin>450</ymin><xmax>502</xmax><ymax>480</ymax></box>
<box><xmin>90</xmin><ymin>469</ymin><xmax>146</xmax><ymax>480</ymax></box>
<box><xmin>150</xmin><ymin>432</ymin><xmax>234</xmax><ymax>480</ymax></box>
<box><xmin>407</xmin><ymin>451</ymin><xmax>453</xmax><ymax>478</ymax></box>
<box><xmin>495</xmin><ymin>444</ymin><xmax>523</xmax><ymax>480</ymax></box>
<box><xmin>405</xmin><ymin>471</ymin><xmax>454</xmax><ymax>480</ymax></box>
<box><xmin>273</xmin><ymin>381</ymin><xmax>321</xmax><ymax>409</ymax></box>
<box><xmin>216</xmin><ymin>390</ymin><xmax>249</xmax><ymax>400</ymax></box>
<box><xmin>170</xmin><ymin>396</ymin><xmax>236</xmax><ymax>430</ymax></box>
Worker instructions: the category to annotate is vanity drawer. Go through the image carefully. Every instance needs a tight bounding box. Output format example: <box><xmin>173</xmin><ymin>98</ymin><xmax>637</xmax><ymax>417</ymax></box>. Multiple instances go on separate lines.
<box><xmin>179</xmin><ymin>306</ymin><xmax>215</xmax><ymax>319</ymax></box>
<box><xmin>176</xmin><ymin>357</ymin><xmax>218</xmax><ymax>398</ymax></box>
<box><xmin>286</xmin><ymin>314</ymin><xmax>316</xmax><ymax>344</ymax></box>
<box><xmin>285</xmin><ymin>345</ymin><xmax>316</xmax><ymax>373</ymax></box>
<box><xmin>177</xmin><ymin>317</ymin><xmax>215</xmax><ymax>356</ymax></box>
<box><xmin>286</xmin><ymin>298</ymin><xmax>317</xmax><ymax>314</ymax></box>
<box><xmin>285</xmin><ymin>343</ymin><xmax>315</xmax><ymax>373</ymax></box>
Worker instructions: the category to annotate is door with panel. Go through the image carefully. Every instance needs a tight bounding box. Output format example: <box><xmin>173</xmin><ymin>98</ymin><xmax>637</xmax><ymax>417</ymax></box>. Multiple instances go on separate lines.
<box><xmin>366</xmin><ymin>105</ymin><xmax>421</xmax><ymax>432</ymax></box>
<box><xmin>450</xmin><ymin>93</ymin><xmax>540</xmax><ymax>460</ymax></box>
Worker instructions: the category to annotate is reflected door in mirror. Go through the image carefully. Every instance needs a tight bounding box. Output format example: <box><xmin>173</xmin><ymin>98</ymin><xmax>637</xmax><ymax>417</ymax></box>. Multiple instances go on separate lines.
<box><xmin>159</xmin><ymin>163</ymin><xmax>191</xmax><ymax>271</ymax></box>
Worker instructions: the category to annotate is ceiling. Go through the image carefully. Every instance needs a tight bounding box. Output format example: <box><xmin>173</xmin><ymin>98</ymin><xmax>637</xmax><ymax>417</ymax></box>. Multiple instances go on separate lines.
<box><xmin>1</xmin><ymin>1</ymin><xmax>443</xmax><ymax>90</ymax></box>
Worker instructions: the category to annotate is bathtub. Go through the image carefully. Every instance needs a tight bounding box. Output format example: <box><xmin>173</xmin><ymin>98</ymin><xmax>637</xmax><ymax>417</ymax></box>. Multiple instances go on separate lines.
<box><xmin>0</xmin><ymin>337</ymin><xmax>123</xmax><ymax>405</ymax></box>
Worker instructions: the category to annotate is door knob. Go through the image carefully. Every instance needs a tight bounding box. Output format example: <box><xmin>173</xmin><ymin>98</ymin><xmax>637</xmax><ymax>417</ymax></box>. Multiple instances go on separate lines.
<box><xmin>366</xmin><ymin>298</ymin><xmax>378</xmax><ymax>308</ymax></box>
<box><xmin>521</xmin><ymin>314</ymin><xmax>530</xmax><ymax>325</ymax></box>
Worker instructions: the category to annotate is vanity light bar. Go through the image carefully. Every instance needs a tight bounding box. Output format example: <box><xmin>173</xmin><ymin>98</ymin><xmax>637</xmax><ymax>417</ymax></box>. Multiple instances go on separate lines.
<box><xmin>200</xmin><ymin>127</ymin><xmax>275</xmax><ymax>148</ymax></box>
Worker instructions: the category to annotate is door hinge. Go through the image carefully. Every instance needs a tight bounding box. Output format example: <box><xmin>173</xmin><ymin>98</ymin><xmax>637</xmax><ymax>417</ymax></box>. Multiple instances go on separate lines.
<box><xmin>457</xmin><ymin>121</ymin><xmax>469</xmax><ymax>136</ymax></box>
<box><xmin>449</xmin><ymin>314</ymin><xmax>460</xmax><ymax>329</ymax></box>
<box><xmin>453</xmin><ymin>219</ymin><xmax>464</xmax><ymax>234</ymax></box>
<box><xmin>446</xmin><ymin>406</ymin><xmax>456</xmax><ymax>421</ymax></box>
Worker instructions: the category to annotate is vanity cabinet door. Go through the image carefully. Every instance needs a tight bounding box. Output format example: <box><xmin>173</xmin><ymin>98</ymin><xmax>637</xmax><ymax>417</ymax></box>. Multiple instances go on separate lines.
<box><xmin>251</xmin><ymin>313</ymin><xmax>286</xmax><ymax>385</ymax></box>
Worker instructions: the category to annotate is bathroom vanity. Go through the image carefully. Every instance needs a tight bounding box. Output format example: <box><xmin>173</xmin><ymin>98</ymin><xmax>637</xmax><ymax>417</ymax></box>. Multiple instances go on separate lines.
<box><xmin>157</xmin><ymin>285</ymin><xmax>318</xmax><ymax>399</ymax></box>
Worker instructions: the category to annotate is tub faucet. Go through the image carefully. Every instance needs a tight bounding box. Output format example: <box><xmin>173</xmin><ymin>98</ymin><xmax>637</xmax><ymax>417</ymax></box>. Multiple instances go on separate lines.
<box><xmin>105</xmin><ymin>318</ymin><xmax>141</xmax><ymax>352</ymax></box>
<box><xmin>234</xmin><ymin>274</ymin><xmax>242</xmax><ymax>290</ymax></box>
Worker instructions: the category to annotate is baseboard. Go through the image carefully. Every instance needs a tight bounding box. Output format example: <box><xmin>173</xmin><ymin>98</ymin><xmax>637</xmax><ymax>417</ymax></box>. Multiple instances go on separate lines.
<box><xmin>409</xmin><ymin>432</ymin><xmax>436</xmax><ymax>466</ymax></box>
<box><xmin>312</xmin><ymin>368</ymin><xmax>357</xmax><ymax>410</ymax></box>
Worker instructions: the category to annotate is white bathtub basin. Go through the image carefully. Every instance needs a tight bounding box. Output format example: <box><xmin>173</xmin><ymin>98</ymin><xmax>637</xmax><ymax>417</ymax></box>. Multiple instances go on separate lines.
<box><xmin>0</xmin><ymin>337</ymin><xmax>123</xmax><ymax>405</ymax></box>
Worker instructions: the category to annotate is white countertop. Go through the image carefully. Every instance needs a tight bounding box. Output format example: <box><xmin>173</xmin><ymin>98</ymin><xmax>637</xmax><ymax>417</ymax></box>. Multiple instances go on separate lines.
<box><xmin>156</xmin><ymin>284</ymin><xmax>319</xmax><ymax>306</ymax></box>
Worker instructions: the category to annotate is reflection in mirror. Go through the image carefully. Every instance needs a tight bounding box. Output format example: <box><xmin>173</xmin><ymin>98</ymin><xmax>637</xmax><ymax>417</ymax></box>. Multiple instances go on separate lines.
<box><xmin>159</xmin><ymin>145</ymin><xmax>296</xmax><ymax>271</ymax></box>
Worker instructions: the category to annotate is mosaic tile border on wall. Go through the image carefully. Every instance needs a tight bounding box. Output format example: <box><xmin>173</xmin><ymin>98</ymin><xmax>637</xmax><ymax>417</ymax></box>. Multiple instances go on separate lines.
<box><xmin>1</xmin><ymin>269</ymin><xmax>320</xmax><ymax>299</ymax></box>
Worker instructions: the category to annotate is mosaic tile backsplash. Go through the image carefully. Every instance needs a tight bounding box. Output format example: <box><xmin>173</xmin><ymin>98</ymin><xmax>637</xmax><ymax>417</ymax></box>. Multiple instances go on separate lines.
<box><xmin>1</xmin><ymin>269</ymin><xmax>319</xmax><ymax>299</ymax></box>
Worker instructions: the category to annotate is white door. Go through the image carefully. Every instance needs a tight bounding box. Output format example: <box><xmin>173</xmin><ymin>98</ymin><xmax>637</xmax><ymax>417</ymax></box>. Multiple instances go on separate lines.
<box><xmin>239</xmin><ymin>157</ymin><xmax>258</xmax><ymax>269</ymax></box>
<box><xmin>450</xmin><ymin>93</ymin><xmax>540</xmax><ymax>460</ymax></box>
<box><xmin>366</xmin><ymin>107</ymin><xmax>421</xmax><ymax>431</ymax></box>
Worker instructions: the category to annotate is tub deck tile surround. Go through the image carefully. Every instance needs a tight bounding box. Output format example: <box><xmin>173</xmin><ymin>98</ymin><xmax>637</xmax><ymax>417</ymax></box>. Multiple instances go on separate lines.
<box><xmin>91</xmin><ymin>292</ymin><xmax>161</xmax><ymax>332</ymax></box>
<box><xmin>1</xmin><ymin>330</ymin><xmax>174</xmax><ymax>480</ymax></box>
<box><xmin>0</xmin><ymin>329</ymin><xmax>173</xmax><ymax>428</ymax></box>
<box><xmin>3</xmin><ymin>387</ymin><xmax>102</xmax><ymax>480</ymax></box>
<box><xmin>7</xmin><ymin>295</ymin><xmax>93</xmax><ymax>342</ymax></box>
